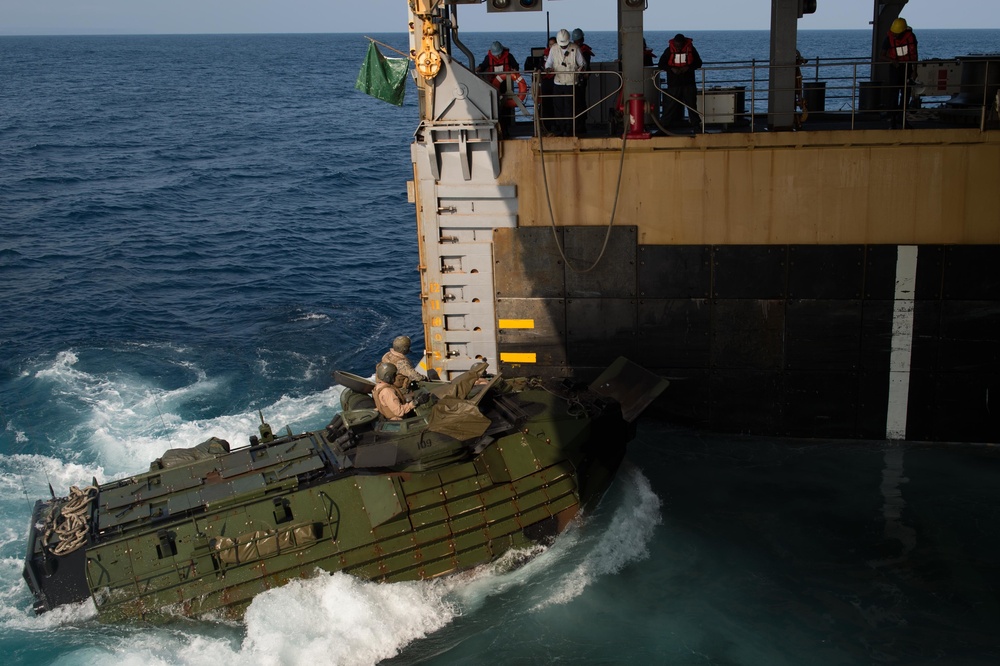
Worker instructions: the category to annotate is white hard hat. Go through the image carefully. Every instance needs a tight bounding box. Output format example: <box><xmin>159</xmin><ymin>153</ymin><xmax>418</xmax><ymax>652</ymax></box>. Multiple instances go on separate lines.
<box><xmin>556</xmin><ymin>29</ymin><xmax>571</xmax><ymax>47</ymax></box>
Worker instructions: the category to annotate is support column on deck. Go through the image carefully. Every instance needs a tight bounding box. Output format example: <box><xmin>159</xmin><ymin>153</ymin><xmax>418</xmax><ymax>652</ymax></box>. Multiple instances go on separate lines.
<box><xmin>617</xmin><ymin>1</ymin><xmax>646</xmax><ymax>103</ymax></box>
<box><xmin>768</xmin><ymin>0</ymin><xmax>801</xmax><ymax>130</ymax></box>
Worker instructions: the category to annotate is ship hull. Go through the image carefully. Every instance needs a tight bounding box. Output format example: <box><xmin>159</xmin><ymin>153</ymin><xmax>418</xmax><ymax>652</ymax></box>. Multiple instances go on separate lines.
<box><xmin>497</xmin><ymin>238</ymin><xmax>998</xmax><ymax>442</ymax></box>
<box><xmin>411</xmin><ymin>121</ymin><xmax>999</xmax><ymax>443</ymax></box>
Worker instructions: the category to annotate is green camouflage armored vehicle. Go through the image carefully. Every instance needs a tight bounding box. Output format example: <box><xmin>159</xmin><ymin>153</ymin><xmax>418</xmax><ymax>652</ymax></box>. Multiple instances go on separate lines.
<box><xmin>23</xmin><ymin>358</ymin><xmax>667</xmax><ymax>621</ymax></box>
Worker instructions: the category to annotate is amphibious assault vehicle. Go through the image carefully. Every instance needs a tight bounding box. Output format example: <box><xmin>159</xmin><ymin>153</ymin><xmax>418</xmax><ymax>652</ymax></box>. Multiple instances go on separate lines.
<box><xmin>23</xmin><ymin>358</ymin><xmax>666</xmax><ymax>621</ymax></box>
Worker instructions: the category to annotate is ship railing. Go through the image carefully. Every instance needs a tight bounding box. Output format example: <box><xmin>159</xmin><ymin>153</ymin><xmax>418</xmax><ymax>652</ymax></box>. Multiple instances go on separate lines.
<box><xmin>482</xmin><ymin>58</ymin><xmax>996</xmax><ymax>137</ymax></box>
<box><xmin>477</xmin><ymin>70</ymin><xmax>537</xmax><ymax>117</ymax></box>
<box><xmin>644</xmin><ymin>55</ymin><xmax>1000</xmax><ymax>133</ymax></box>
<box><xmin>526</xmin><ymin>69</ymin><xmax>625</xmax><ymax>137</ymax></box>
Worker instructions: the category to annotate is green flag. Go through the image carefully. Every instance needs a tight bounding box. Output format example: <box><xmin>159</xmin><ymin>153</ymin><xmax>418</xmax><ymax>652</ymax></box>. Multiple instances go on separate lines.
<box><xmin>355</xmin><ymin>41</ymin><xmax>409</xmax><ymax>107</ymax></box>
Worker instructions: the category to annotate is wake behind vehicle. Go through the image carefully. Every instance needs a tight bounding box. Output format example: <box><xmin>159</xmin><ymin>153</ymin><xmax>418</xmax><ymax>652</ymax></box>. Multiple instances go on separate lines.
<box><xmin>23</xmin><ymin>358</ymin><xmax>666</xmax><ymax>621</ymax></box>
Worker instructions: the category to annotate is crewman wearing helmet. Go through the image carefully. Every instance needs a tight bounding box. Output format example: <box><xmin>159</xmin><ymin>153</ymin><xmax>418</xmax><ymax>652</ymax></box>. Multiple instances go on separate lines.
<box><xmin>881</xmin><ymin>17</ymin><xmax>919</xmax><ymax>115</ymax></box>
<box><xmin>544</xmin><ymin>29</ymin><xmax>586</xmax><ymax>136</ymax></box>
<box><xmin>379</xmin><ymin>335</ymin><xmax>426</xmax><ymax>390</ymax></box>
<box><xmin>477</xmin><ymin>41</ymin><xmax>521</xmax><ymax>136</ymax></box>
<box><xmin>372</xmin><ymin>362</ymin><xmax>415</xmax><ymax>420</ymax></box>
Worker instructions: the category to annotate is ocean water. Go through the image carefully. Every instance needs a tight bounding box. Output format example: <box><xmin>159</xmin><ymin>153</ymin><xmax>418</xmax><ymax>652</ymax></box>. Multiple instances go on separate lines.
<box><xmin>2</xmin><ymin>30</ymin><xmax>999</xmax><ymax>665</ymax></box>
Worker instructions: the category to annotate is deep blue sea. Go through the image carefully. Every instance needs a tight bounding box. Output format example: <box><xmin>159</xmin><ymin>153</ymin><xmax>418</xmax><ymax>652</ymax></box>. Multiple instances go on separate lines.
<box><xmin>2</xmin><ymin>31</ymin><xmax>999</xmax><ymax>665</ymax></box>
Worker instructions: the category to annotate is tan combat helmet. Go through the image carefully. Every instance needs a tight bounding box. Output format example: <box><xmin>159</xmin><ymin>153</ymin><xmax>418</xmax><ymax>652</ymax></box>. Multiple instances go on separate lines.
<box><xmin>375</xmin><ymin>362</ymin><xmax>398</xmax><ymax>384</ymax></box>
<box><xmin>392</xmin><ymin>336</ymin><xmax>411</xmax><ymax>354</ymax></box>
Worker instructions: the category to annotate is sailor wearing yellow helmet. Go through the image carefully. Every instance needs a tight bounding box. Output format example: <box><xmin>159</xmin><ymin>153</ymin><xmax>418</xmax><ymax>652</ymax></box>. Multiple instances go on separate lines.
<box><xmin>881</xmin><ymin>17</ymin><xmax>919</xmax><ymax>113</ymax></box>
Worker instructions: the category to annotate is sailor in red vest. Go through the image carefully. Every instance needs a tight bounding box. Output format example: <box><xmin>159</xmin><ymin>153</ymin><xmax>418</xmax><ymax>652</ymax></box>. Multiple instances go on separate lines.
<box><xmin>881</xmin><ymin>17</ymin><xmax>919</xmax><ymax>113</ymax></box>
<box><xmin>478</xmin><ymin>41</ymin><xmax>521</xmax><ymax>136</ymax></box>
<box><xmin>656</xmin><ymin>33</ymin><xmax>703</xmax><ymax>132</ymax></box>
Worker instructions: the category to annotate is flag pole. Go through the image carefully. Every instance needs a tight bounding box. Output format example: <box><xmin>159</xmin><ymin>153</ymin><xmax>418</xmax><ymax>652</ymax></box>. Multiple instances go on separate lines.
<box><xmin>364</xmin><ymin>36</ymin><xmax>412</xmax><ymax>59</ymax></box>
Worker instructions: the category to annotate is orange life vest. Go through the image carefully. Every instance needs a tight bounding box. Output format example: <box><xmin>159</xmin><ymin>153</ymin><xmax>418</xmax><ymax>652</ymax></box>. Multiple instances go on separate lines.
<box><xmin>887</xmin><ymin>30</ymin><xmax>917</xmax><ymax>62</ymax></box>
<box><xmin>486</xmin><ymin>49</ymin><xmax>515</xmax><ymax>73</ymax></box>
<box><xmin>668</xmin><ymin>39</ymin><xmax>695</xmax><ymax>68</ymax></box>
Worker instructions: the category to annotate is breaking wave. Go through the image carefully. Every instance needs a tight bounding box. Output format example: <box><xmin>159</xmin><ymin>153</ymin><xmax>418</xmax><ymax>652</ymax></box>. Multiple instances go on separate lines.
<box><xmin>532</xmin><ymin>464</ymin><xmax>663</xmax><ymax>610</ymax></box>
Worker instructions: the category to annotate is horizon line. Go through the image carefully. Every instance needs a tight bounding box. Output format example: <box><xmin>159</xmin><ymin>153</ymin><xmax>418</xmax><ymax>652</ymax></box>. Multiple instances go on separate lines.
<box><xmin>3</xmin><ymin>27</ymin><xmax>999</xmax><ymax>38</ymax></box>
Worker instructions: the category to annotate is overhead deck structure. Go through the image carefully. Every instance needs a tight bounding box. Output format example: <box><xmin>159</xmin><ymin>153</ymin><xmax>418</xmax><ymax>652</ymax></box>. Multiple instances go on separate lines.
<box><xmin>404</xmin><ymin>1</ymin><xmax>1000</xmax><ymax>443</ymax></box>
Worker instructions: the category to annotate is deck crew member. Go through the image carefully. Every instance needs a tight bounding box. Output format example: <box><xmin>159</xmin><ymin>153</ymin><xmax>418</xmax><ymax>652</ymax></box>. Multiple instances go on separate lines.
<box><xmin>478</xmin><ymin>41</ymin><xmax>521</xmax><ymax>137</ymax></box>
<box><xmin>545</xmin><ymin>29</ymin><xmax>586</xmax><ymax>137</ymax></box>
<box><xmin>657</xmin><ymin>33</ymin><xmax>703</xmax><ymax>131</ymax></box>
<box><xmin>882</xmin><ymin>17</ymin><xmax>919</xmax><ymax>113</ymax></box>
<box><xmin>380</xmin><ymin>335</ymin><xmax>426</xmax><ymax>390</ymax></box>
<box><xmin>372</xmin><ymin>362</ymin><xmax>415</xmax><ymax>420</ymax></box>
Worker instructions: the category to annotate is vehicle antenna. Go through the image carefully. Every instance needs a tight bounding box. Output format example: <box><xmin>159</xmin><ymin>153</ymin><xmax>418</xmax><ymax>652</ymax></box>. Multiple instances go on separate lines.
<box><xmin>152</xmin><ymin>393</ymin><xmax>169</xmax><ymax>432</ymax></box>
<box><xmin>18</xmin><ymin>471</ymin><xmax>32</xmax><ymax>512</ymax></box>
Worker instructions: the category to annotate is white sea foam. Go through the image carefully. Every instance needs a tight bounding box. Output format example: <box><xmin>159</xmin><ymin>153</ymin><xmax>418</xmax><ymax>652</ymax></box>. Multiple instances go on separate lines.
<box><xmin>33</xmin><ymin>350</ymin><xmax>83</xmax><ymax>383</ymax></box>
<box><xmin>533</xmin><ymin>465</ymin><xmax>663</xmax><ymax>610</ymax></box>
<box><xmin>0</xmin><ymin>554</ymin><xmax>98</xmax><ymax>629</ymax></box>
<box><xmin>240</xmin><ymin>572</ymin><xmax>458</xmax><ymax>665</ymax></box>
<box><xmin>4</xmin><ymin>421</ymin><xmax>28</xmax><ymax>444</ymax></box>
<box><xmin>445</xmin><ymin>538</ymin><xmax>570</xmax><ymax>615</ymax></box>
<box><xmin>425</xmin><ymin>466</ymin><xmax>663</xmax><ymax>616</ymax></box>
<box><xmin>256</xmin><ymin>349</ymin><xmax>327</xmax><ymax>382</ymax></box>
<box><xmin>24</xmin><ymin>574</ymin><xmax>458</xmax><ymax>666</ymax></box>
<box><xmin>27</xmin><ymin>349</ymin><xmax>344</xmax><ymax>478</ymax></box>
<box><xmin>0</xmin><ymin>453</ymin><xmax>108</xmax><ymax>499</ymax></box>
<box><xmin>85</xmin><ymin>384</ymin><xmax>344</xmax><ymax>477</ymax></box>
<box><xmin>290</xmin><ymin>312</ymin><xmax>330</xmax><ymax>323</ymax></box>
